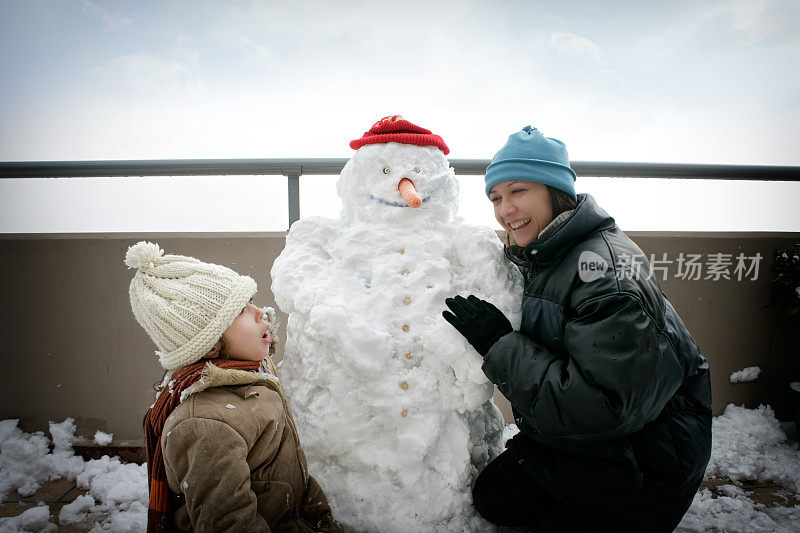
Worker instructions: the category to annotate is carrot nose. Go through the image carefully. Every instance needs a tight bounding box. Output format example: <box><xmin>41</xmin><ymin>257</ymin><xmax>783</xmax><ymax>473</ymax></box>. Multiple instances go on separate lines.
<box><xmin>398</xmin><ymin>178</ymin><xmax>422</xmax><ymax>208</ymax></box>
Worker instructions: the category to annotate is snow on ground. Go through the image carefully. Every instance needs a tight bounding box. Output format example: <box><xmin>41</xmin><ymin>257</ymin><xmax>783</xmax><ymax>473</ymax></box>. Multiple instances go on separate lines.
<box><xmin>729</xmin><ymin>366</ymin><xmax>761</xmax><ymax>383</ymax></box>
<box><xmin>0</xmin><ymin>418</ymin><xmax>147</xmax><ymax>532</ymax></box>
<box><xmin>676</xmin><ymin>404</ymin><xmax>800</xmax><ymax>532</ymax></box>
<box><xmin>706</xmin><ymin>405</ymin><xmax>800</xmax><ymax>493</ymax></box>
<box><xmin>92</xmin><ymin>431</ymin><xmax>113</xmax><ymax>447</ymax></box>
<box><xmin>501</xmin><ymin>423</ymin><xmax>520</xmax><ymax>444</ymax></box>
<box><xmin>1</xmin><ymin>404</ymin><xmax>799</xmax><ymax>532</ymax></box>
<box><xmin>677</xmin><ymin>483</ymin><xmax>800</xmax><ymax>533</ymax></box>
<box><xmin>0</xmin><ymin>506</ymin><xmax>55</xmax><ymax>533</ymax></box>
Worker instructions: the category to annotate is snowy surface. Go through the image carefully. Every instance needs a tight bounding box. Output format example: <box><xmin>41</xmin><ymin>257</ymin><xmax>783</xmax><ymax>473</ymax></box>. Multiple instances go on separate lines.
<box><xmin>677</xmin><ymin>484</ymin><xmax>800</xmax><ymax>533</ymax></box>
<box><xmin>704</xmin><ymin>404</ymin><xmax>800</xmax><ymax>493</ymax></box>
<box><xmin>93</xmin><ymin>431</ymin><xmax>113</xmax><ymax>447</ymax></box>
<box><xmin>0</xmin><ymin>505</ymin><xmax>56</xmax><ymax>533</ymax></box>
<box><xmin>676</xmin><ymin>404</ymin><xmax>800</xmax><ymax>532</ymax></box>
<box><xmin>0</xmin><ymin>418</ymin><xmax>147</xmax><ymax>532</ymax></box>
<box><xmin>501</xmin><ymin>424</ymin><xmax>520</xmax><ymax>444</ymax></box>
<box><xmin>271</xmin><ymin>141</ymin><xmax>524</xmax><ymax>532</ymax></box>
<box><xmin>729</xmin><ymin>366</ymin><xmax>761</xmax><ymax>383</ymax></box>
<box><xmin>0</xmin><ymin>405</ymin><xmax>799</xmax><ymax>531</ymax></box>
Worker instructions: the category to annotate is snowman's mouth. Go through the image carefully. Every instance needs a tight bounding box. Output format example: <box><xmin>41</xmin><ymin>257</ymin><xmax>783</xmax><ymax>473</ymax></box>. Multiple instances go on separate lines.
<box><xmin>369</xmin><ymin>193</ymin><xmax>432</xmax><ymax>208</ymax></box>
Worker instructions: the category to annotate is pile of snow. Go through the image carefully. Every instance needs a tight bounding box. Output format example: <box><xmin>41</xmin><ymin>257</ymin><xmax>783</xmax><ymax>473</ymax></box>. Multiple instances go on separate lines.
<box><xmin>0</xmin><ymin>506</ymin><xmax>56</xmax><ymax>533</ymax></box>
<box><xmin>729</xmin><ymin>366</ymin><xmax>761</xmax><ymax>383</ymax></box>
<box><xmin>0</xmin><ymin>418</ymin><xmax>147</xmax><ymax>532</ymax></box>
<box><xmin>0</xmin><ymin>418</ymin><xmax>84</xmax><ymax>500</ymax></box>
<box><xmin>677</xmin><ymin>484</ymin><xmax>800</xmax><ymax>533</ymax></box>
<box><xmin>502</xmin><ymin>423</ymin><xmax>520</xmax><ymax>444</ymax></box>
<box><xmin>677</xmin><ymin>404</ymin><xmax>800</xmax><ymax>532</ymax></box>
<box><xmin>705</xmin><ymin>404</ymin><xmax>800</xmax><ymax>492</ymax></box>
<box><xmin>93</xmin><ymin>430</ymin><xmax>113</xmax><ymax>446</ymax></box>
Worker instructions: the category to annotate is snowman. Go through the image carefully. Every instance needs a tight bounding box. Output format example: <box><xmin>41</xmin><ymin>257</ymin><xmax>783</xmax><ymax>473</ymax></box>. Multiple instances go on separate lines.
<box><xmin>271</xmin><ymin>116</ymin><xmax>523</xmax><ymax>532</ymax></box>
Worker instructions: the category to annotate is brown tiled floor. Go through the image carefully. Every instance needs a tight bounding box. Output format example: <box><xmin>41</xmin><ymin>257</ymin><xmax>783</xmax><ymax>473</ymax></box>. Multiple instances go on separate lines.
<box><xmin>0</xmin><ymin>444</ymin><xmax>143</xmax><ymax>530</ymax></box>
<box><xmin>0</xmin><ymin>478</ymin><xmax>103</xmax><ymax>532</ymax></box>
<box><xmin>702</xmin><ymin>477</ymin><xmax>800</xmax><ymax>507</ymax></box>
<box><xmin>2</xmin><ymin>476</ymin><xmax>798</xmax><ymax>530</ymax></box>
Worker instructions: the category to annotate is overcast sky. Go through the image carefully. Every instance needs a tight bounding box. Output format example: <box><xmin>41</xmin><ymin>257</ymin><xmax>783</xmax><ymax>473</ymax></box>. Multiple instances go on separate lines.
<box><xmin>1</xmin><ymin>0</ymin><xmax>799</xmax><ymax>232</ymax></box>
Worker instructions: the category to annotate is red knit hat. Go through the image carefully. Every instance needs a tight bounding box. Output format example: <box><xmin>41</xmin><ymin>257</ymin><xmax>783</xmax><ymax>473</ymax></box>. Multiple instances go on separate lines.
<box><xmin>349</xmin><ymin>115</ymin><xmax>450</xmax><ymax>155</ymax></box>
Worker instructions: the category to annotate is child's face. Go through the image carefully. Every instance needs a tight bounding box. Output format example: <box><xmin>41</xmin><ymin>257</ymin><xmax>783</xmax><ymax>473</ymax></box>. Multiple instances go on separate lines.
<box><xmin>220</xmin><ymin>300</ymin><xmax>271</xmax><ymax>362</ymax></box>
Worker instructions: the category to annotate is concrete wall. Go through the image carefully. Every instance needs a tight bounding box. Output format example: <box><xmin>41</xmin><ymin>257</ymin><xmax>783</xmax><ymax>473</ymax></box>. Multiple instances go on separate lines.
<box><xmin>2</xmin><ymin>231</ymin><xmax>798</xmax><ymax>444</ymax></box>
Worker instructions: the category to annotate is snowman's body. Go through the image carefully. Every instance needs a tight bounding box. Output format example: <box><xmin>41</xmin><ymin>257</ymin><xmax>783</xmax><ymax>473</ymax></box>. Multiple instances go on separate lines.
<box><xmin>272</xmin><ymin>139</ymin><xmax>523</xmax><ymax>532</ymax></box>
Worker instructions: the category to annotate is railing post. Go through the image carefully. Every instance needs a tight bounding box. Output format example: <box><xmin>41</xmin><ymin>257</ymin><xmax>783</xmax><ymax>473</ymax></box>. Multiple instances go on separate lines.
<box><xmin>282</xmin><ymin>164</ymin><xmax>302</xmax><ymax>228</ymax></box>
<box><xmin>287</xmin><ymin>175</ymin><xmax>300</xmax><ymax>227</ymax></box>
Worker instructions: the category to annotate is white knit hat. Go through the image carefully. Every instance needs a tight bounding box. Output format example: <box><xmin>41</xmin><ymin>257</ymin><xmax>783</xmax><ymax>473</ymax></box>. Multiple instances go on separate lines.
<box><xmin>124</xmin><ymin>241</ymin><xmax>257</xmax><ymax>370</ymax></box>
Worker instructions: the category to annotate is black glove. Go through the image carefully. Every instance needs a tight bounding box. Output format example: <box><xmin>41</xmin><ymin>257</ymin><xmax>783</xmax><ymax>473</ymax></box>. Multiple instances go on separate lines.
<box><xmin>442</xmin><ymin>295</ymin><xmax>513</xmax><ymax>356</ymax></box>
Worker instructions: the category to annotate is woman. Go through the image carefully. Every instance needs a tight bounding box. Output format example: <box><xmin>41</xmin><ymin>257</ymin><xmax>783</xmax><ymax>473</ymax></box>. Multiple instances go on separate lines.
<box><xmin>442</xmin><ymin>126</ymin><xmax>712</xmax><ymax>532</ymax></box>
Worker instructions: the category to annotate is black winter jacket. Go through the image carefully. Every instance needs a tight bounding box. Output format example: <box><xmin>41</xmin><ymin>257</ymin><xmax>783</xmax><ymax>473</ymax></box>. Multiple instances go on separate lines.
<box><xmin>483</xmin><ymin>193</ymin><xmax>712</xmax><ymax>532</ymax></box>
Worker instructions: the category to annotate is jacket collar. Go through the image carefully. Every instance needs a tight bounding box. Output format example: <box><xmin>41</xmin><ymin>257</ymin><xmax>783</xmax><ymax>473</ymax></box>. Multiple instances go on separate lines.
<box><xmin>537</xmin><ymin>206</ymin><xmax>577</xmax><ymax>241</ymax></box>
<box><xmin>505</xmin><ymin>193</ymin><xmax>616</xmax><ymax>270</ymax></box>
<box><xmin>180</xmin><ymin>361</ymin><xmax>281</xmax><ymax>401</ymax></box>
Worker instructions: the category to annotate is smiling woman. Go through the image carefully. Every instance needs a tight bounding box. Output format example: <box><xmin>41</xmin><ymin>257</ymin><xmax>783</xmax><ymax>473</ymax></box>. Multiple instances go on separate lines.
<box><xmin>443</xmin><ymin>126</ymin><xmax>713</xmax><ymax>532</ymax></box>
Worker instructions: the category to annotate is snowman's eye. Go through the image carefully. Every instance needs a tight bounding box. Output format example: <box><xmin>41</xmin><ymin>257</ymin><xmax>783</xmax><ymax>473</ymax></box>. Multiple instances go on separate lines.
<box><xmin>383</xmin><ymin>167</ymin><xmax>390</xmax><ymax>174</ymax></box>
<box><xmin>413</xmin><ymin>168</ymin><xmax>420</xmax><ymax>173</ymax></box>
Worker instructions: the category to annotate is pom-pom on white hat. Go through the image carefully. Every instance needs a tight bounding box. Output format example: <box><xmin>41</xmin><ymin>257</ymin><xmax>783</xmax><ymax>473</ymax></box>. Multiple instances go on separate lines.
<box><xmin>124</xmin><ymin>241</ymin><xmax>257</xmax><ymax>370</ymax></box>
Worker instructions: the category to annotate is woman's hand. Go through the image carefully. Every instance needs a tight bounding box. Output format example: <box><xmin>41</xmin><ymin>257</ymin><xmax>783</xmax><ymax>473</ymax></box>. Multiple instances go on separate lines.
<box><xmin>442</xmin><ymin>295</ymin><xmax>513</xmax><ymax>356</ymax></box>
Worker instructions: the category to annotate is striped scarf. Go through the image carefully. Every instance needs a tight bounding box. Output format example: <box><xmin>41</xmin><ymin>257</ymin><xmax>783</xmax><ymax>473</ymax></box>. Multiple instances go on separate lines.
<box><xmin>143</xmin><ymin>358</ymin><xmax>262</xmax><ymax>532</ymax></box>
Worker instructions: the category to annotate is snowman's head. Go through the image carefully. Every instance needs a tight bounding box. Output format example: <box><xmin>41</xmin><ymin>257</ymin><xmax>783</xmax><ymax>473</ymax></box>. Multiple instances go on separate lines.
<box><xmin>337</xmin><ymin>116</ymin><xmax>459</xmax><ymax>224</ymax></box>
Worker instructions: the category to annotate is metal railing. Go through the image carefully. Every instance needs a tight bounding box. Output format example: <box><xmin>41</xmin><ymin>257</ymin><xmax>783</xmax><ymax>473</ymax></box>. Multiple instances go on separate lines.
<box><xmin>2</xmin><ymin>159</ymin><xmax>799</xmax><ymax>226</ymax></box>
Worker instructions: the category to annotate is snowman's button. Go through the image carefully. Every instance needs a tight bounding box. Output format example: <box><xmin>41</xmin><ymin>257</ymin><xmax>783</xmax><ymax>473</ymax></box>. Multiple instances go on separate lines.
<box><xmin>401</xmin><ymin>410</ymin><xmax>408</xmax><ymax>417</ymax></box>
<box><xmin>402</xmin><ymin>324</ymin><xmax>409</xmax><ymax>332</ymax></box>
<box><xmin>400</xmin><ymin>382</ymin><xmax>408</xmax><ymax>390</ymax></box>
<box><xmin>403</xmin><ymin>297</ymin><xmax>411</xmax><ymax>305</ymax></box>
<box><xmin>405</xmin><ymin>352</ymin><xmax>413</xmax><ymax>359</ymax></box>
<box><xmin>399</xmin><ymin>249</ymin><xmax>405</xmax><ymax>255</ymax></box>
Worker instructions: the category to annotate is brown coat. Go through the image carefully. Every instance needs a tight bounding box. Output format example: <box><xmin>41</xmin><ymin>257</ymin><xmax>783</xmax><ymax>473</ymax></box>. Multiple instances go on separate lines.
<box><xmin>160</xmin><ymin>364</ymin><xmax>342</xmax><ymax>532</ymax></box>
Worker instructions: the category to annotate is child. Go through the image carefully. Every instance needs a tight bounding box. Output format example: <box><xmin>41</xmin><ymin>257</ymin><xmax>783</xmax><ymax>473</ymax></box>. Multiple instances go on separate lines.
<box><xmin>125</xmin><ymin>241</ymin><xmax>342</xmax><ymax>532</ymax></box>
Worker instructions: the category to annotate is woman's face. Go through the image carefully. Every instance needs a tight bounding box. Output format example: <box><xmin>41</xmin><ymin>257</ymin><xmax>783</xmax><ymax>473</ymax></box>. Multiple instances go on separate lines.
<box><xmin>489</xmin><ymin>180</ymin><xmax>553</xmax><ymax>248</ymax></box>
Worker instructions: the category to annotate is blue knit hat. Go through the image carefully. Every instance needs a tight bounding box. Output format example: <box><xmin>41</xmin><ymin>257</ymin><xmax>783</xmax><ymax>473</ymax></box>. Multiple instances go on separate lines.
<box><xmin>485</xmin><ymin>126</ymin><xmax>577</xmax><ymax>201</ymax></box>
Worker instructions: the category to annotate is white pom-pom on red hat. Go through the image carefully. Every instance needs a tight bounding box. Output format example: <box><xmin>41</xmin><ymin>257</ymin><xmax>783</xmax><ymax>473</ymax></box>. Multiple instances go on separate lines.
<box><xmin>125</xmin><ymin>241</ymin><xmax>165</xmax><ymax>269</ymax></box>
